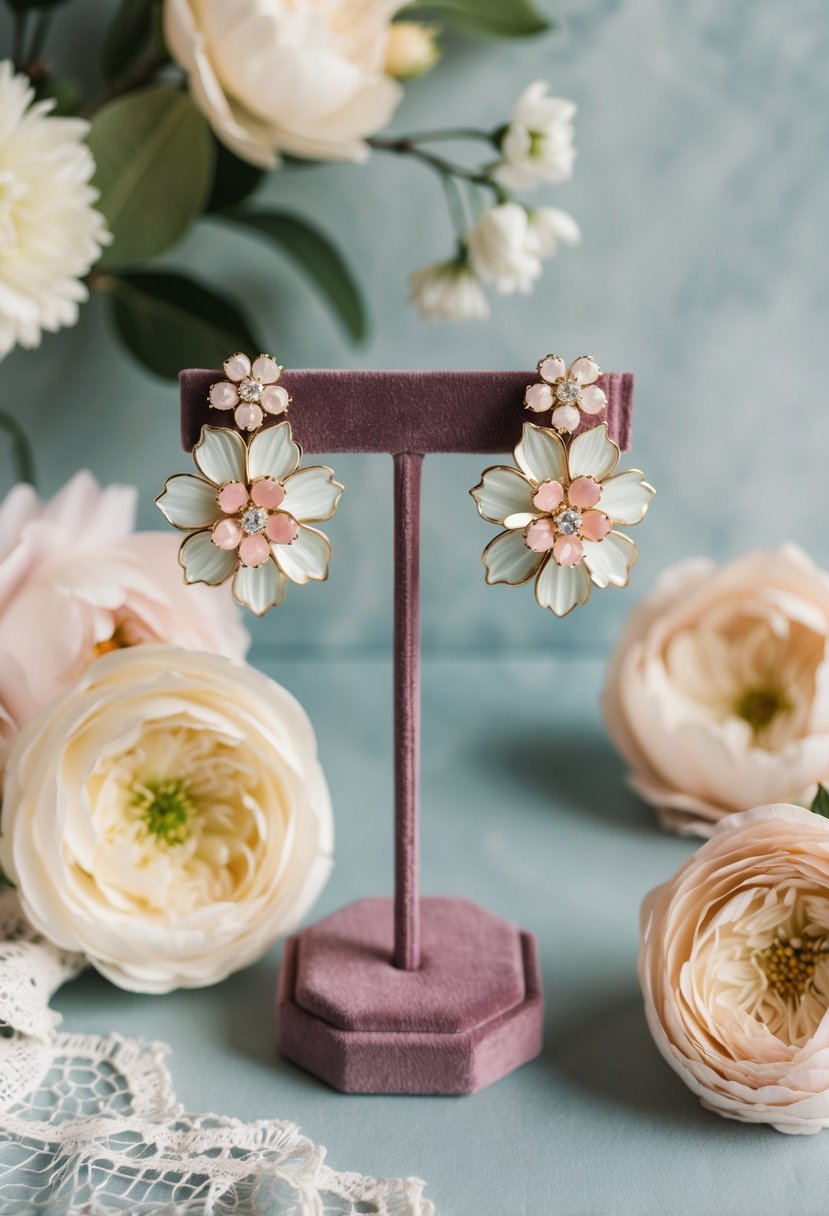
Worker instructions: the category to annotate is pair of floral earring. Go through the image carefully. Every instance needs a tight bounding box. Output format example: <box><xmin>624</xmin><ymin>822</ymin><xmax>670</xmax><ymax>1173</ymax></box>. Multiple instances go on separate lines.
<box><xmin>157</xmin><ymin>350</ymin><xmax>654</xmax><ymax>618</ymax></box>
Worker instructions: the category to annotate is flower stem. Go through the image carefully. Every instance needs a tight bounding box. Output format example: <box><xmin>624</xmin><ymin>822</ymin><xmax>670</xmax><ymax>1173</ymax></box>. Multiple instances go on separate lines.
<box><xmin>27</xmin><ymin>11</ymin><xmax>54</xmax><ymax>64</ymax></box>
<box><xmin>80</xmin><ymin>51</ymin><xmax>170</xmax><ymax>117</ymax></box>
<box><xmin>400</xmin><ymin>127</ymin><xmax>499</xmax><ymax>147</ymax></box>
<box><xmin>0</xmin><ymin>411</ymin><xmax>37</xmax><ymax>487</ymax></box>
<box><xmin>368</xmin><ymin>135</ymin><xmax>500</xmax><ymax>194</ymax></box>
<box><xmin>12</xmin><ymin>13</ymin><xmax>29</xmax><ymax>71</ymax></box>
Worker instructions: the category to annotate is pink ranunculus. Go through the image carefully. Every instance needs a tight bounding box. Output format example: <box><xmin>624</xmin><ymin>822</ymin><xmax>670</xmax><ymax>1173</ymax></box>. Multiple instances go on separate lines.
<box><xmin>640</xmin><ymin>804</ymin><xmax>829</xmax><ymax>1134</ymax></box>
<box><xmin>603</xmin><ymin>546</ymin><xmax>829</xmax><ymax>836</ymax></box>
<box><xmin>0</xmin><ymin>472</ymin><xmax>249</xmax><ymax>767</ymax></box>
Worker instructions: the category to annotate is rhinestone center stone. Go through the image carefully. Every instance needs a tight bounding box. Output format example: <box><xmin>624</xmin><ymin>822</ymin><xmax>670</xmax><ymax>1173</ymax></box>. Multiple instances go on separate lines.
<box><xmin>239</xmin><ymin>377</ymin><xmax>262</xmax><ymax>403</ymax></box>
<box><xmin>241</xmin><ymin>506</ymin><xmax>268</xmax><ymax>534</ymax></box>
<box><xmin>555</xmin><ymin>378</ymin><xmax>581</xmax><ymax>405</ymax></box>
<box><xmin>554</xmin><ymin>507</ymin><xmax>582</xmax><ymax>536</ymax></box>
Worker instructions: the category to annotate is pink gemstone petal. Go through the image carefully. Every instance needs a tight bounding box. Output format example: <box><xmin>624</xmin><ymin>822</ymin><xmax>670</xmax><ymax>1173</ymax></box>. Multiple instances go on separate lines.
<box><xmin>252</xmin><ymin>355</ymin><xmax>281</xmax><ymax>384</ymax></box>
<box><xmin>580</xmin><ymin>384</ymin><xmax>607</xmax><ymax>415</ymax></box>
<box><xmin>224</xmin><ymin>353</ymin><xmax>251</xmax><ymax>383</ymax></box>
<box><xmin>568</xmin><ymin>476</ymin><xmax>603</xmax><ymax>509</ymax></box>
<box><xmin>525</xmin><ymin>518</ymin><xmax>557</xmax><ymax>553</ymax></box>
<box><xmin>251</xmin><ymin>478</ymin><xmax>285</xmax><ymax>509</ymax></box>
<box><xmin>212</xmin><ymin>518</ymin><xmax>243</xmax><ymax>550</ymax></box>
<box><xmin>235</xmin><ymin>402</ymin><xmax>264</xmax><ymax>431</ymax></box>
<box><xmin>524</xmin><ymin>383</ymin><xmax>554</xmax><ymax>413</ymax></box>
<box><xmin>217</xmin><ymin>481</ymin><xmax>249</xmax><ymax>513</ymax></box>
<box><xmin>553</xmin><ymin>535</ymin><xmax>584</xmax><ymax>567</ymax></box>
<box><xmin>266</xmin><ymin>512</ymin><xmax>300</xmax><ymax>545</ymax></box>
<box><xmin>261</xmin><ymin>384</ymin><xmax>290</xmax><ymax>415</ymax></box>
<box><xmin>209</xmin><ymin>381</ymin><xmax>238</xmax><ymax>410</ymax></box>
<box><xmin>570</xmin><ymin>356</ymin><xmax>600</xmax><ymax>386</ymax></box>
<box><xmin>538</xmin><ymin>355</ymin><xmax>566</xmax><ymax>384</ymax></box>
<box><xmin>532</xmin><ymin>480</ymin><xmax>565</xmax><ymax>512</ymax></box>
<box><xmin>551</xmin><ymin>404</ymin><xmax>580</xmax><ymax>433</ymax></box>
<box><xmin>239</xmin><ymin>533</ymin><xmax>271</xmax><ymax>567</ymax></box>
<box><xmin>580</xmin><ymin>510</ymin><xmax>611</xmax><ymax>541</ymax></box>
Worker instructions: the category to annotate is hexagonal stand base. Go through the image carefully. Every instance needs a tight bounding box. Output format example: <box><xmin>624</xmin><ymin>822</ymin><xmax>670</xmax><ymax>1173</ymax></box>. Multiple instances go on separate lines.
<box><xmin>277</xmin><ymin>896</ymin><xmax>543</xmax><ymax>1095</ymax></box>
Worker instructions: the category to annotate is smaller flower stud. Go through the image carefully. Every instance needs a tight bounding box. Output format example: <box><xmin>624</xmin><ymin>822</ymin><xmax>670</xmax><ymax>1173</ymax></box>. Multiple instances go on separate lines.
<box><xmin>471</xmin><ymin>352</ymin><xmax>654</xmax><ymax>617</ymax></box>
<box><xmin>524</xmin><ymin>353</ymin><xmax>607</xmax><ymax>434</ymax></box>
<box><xmin>209</xmin><ymin>352</ymin><xmax>290</xmax><ymax>433</ymax></box>
<box><xmin>158</xmin><ymin>353</ymin><xmax>343</xmax><ymax>616</ymax></box>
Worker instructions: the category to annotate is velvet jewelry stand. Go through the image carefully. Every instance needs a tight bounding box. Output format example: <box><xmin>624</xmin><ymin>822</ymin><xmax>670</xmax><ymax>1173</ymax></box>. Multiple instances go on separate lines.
<box><xmin>180</xmin><ymin>368</ymin><xmax>633</xmax><ymax>1095</ymax></box>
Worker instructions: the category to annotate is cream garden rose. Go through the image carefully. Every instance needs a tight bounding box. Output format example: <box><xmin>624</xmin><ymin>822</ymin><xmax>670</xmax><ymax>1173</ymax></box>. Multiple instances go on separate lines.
<box><xmin>163</xmin><ymin>0</ymin><xmax>405</xmax><ymax>168</ymax></box>
<box><xmin>640</xmin><ymin>804</ymin><xmax>829</xmax><ymax>1133</ymax></box>
<box><xmin>604</xmin><ymin>546</ymin><xmax>829</xmax><ymax>835</ymax></box>
<box><xmin>0</xmin><ymin>646</ymin><xmax>333</xmax><ymax>993</ymax></box>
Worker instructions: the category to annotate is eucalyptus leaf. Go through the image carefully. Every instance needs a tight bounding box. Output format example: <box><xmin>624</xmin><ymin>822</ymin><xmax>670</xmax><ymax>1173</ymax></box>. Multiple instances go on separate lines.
<box><xmin>88</xmin><ymin>88</ymin><xmax>215</xmax><ymax>269</ymax></box>
<box><xmin>101</xmin><ymin>0</ymin><xmax>155</xmax><ymax>83</ymax></box>
<box><xmin>811</xmin><ymin>785</ymin><xmax>829</xmax><ymax>818</ymax></box>
<box><xmin>404</xmin><ymin>0</ymin><xmax>549</xmax><ymax>37</ymax></box>
<box><xmin>217</xmin><ymin>208</ymin><xmax>366</xmax><ymax>341</ymax></box>
<box><xmin>206</xmin><ymin>139</ymin><xmax>265</xmax><ymax>212</ymax></box>
<box><xmin>102</xmin><ymin>271</ymin><xmax>263</xmax><ymax>380</ymax></box>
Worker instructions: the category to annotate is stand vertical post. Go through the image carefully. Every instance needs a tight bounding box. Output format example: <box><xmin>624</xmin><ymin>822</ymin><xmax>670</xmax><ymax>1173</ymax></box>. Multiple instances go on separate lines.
<box><xmin>393</xmin><ymin>453</ymin><xmax>422</xmax><ymax>972</ymax></box>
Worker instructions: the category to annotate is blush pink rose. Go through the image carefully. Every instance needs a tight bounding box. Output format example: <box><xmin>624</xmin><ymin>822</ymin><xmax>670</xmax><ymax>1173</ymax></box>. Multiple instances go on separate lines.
<box><xmin>0</xmin><ymin>472</ymin><xmax>249</xmax><ymax>767</ymax></box>
<box><xmin>640</xmin><ymin>804</ymin><xmax>829</xmax><ymax>1134</ymax></box>
<box><xmin>603</xmin><ymin>546</ymin><xmax>829</xmax><ymax>836</ymax></box>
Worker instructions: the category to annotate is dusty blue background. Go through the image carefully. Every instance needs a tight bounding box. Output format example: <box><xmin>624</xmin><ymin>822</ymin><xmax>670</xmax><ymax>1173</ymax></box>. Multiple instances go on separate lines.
<box><xmin>3</xmin><ymin>0</ymin><xmax>828</xmax><ymax>657</ymax></box>
<box><xmin>3</xmin><ymin>3</ymin><xmax>829</xmax><ymax>1213</ymax></box>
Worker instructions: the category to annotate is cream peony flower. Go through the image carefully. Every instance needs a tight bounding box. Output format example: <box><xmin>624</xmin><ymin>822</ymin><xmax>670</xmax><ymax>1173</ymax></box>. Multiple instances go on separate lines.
<box><xmin>0</xmin><ymin>472</ymin><xmax>248</xmax><ymax>772</ymax></box>
<box><xmin>471</xmin><ymin>422</ymin><xmax>654</xmax><ymax>617</ymax></box>
<box><xmin>640</xmin><ymin>803</ymin><xmax>829</xmax><ymax>1133</ymax></box>
<box><xmin>604</xmin><ymin>546</ymin><xmax>829</xmax><ymax>836</ymax></box>
<box><xmin>492</xmin><ymin>81</ymin><xmax>576</xmax><ymax>192</ymax></box>
<box><xmin>408</xmin><ymin>257</ymin><xmax>489</xmax><ymax>322</ymax></box>
<box><xmin>466</xmin><ymin>203</ymin><xmax>543</xmax><ymax>296</ymax></box>
<box><xmin>0</xmin><ymin>61</ymin><xmax>109</xmax><ymax>358</ymax></box>
<box><xmin>163</xmin><ymin>0</ymin><xmax>405</xmax><ymax>168</ymax></box>
<box><xmin>0</xmin><ymin>645</ymin><xmax>333</xmax><ymax>993</ymax></box>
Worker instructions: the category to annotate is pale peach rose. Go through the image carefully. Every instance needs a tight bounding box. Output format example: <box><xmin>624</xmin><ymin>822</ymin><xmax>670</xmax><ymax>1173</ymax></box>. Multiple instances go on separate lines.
<box><xmin>0</xmin><ymin>472</ymin><xmax>249</xmax><ymax>768</ymax></box>
<box><xmin>603</xmin><ymin>546</ymin><xmax>829</xmax><ymax>836</ymax></box>
<box><xmin>640</xmin><ymin>803</ymin><xmax>829</xmax><ymax>1134</ymax></box>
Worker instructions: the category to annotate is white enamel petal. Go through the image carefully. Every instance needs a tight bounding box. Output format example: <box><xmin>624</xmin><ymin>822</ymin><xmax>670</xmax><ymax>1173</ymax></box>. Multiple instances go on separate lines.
<box><xmin>515</xmin><ymin>423</ymin><xmax>568</xmax><ymax>485</ymax></box>
<box><xmin>247</xmin><ymin>421</ymin><xmax>301</xmax><ymax>482</ymax></box>
<box><xmin>156</xmin><ymin>475</ymin><xmax>221</xmax><ymax>530</ymax></box>
<box><xmin>193</xmin><ymin>426</ymin><xmax>246</xmax><ymax>486</ymax></box>
<box><xmin>179</xmin><ymin>531</ymin><xmax>238</xmax><ymax>586</ymax></box>
<box><xmin>471</xmin><ymin>466</ymin><xmax>535</xmax><ymax>527</ymax></box>
<box><xmin>281</xmin><ymin>465</ymin><xmax>344</xmax><ymax>523</ymax></box>
<box><xmin>570</xmin><ymin>355</ymin><xmax>600</xmax><ymax>385</ymax></box>
<box><xmin>582</xmin><ymin>530</ymin><xmax>638</xmax><ymax>588</ymax></box>
<box><xmin>482</xmin><ymin>529</ymin><xmax>543</xmax><ymax>586</ymax></box>
<box><xmin>567</xmin><ymin>423</ymin><xmax>619</xmax><ymax>481</ymax></box>
<box><xmin>232</xmin><ymin>557</ymin><xmax>286</xmax><ymax>616</ymax></box>
<box><xmin>535</xmin><ymin>557</ymin><xmax>592</xmax><ymax>616</ymax></box>
<box><xmin>598</xmin><ymin>469</ymin><xmax>655</xmax><ymax>525</ymax></box>
<box><xmin>273</xmin><ymin>525</ymin><xmax>331</xmax><ymax>584</ymax></box>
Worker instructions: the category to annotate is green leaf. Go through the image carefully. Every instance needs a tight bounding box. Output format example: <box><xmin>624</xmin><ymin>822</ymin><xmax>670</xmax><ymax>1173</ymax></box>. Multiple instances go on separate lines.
<box><xmin>217</xmin><ymin>208</ymin><xmax>366</xmax><ymax>342</ymax></box>
<box><xmin>206</xmin><ymin>139</ymin><xmax>265</xmax><ymax>212</ymax></box>
<box><xmin>6</xmin><ymin>0</ymin><xmax>67</xmax><ymax>12</ymax></box>
<box><xmin>88</xmin><ymin>87</ymin><xmax>215</xmax><ymax>269</ymax></box>
<box><xmin>403</xmin><ymin>0</ymin><xmax>549</xmax><ymax>38</ymax></box>
<box><xmin>101</xmin><ymin>0</ymin><xmax>155</xmax><ymax>83</ymax></box>
<box><xmin>101</xmin><ymin>271</ymin><xmax>263</xmax><ymax>380</ymax></box>
<box><xmin>811</xmin><ymin>785</ymin><xmax>829</xmax><ymax>818</ymax></box>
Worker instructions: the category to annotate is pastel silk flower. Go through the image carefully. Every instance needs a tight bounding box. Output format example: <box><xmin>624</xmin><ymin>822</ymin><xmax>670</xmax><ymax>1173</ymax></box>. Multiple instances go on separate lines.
<box><xmin>163</xmin><ymin>0</ymin><xmax>405</xmax><ymax>168</ymax></box>
<box><xmin>157</xmin><ymin>423</ymin><xmax>343</xmax><ymax>616</ymax></box>
<box><xmin>640</xmin><ymin>804</ymin><xmax>829</xmax><ymax>1134</ymax></box>
<box><xmin>603</xmin><ymin>545</ymin><xmax>829</xmax><ymax>836</ymax></box>
<box><xmin>471</xmin><ymin>422</ymin><xmax>654</xmax><ymax>617</ymax></box>
<box><xmin>524</xmin><ymin>353</ymin><xmax>607</xmax><ymax>435</ymax></box>
<box><xmin>0</xmin><ymin>646</ymin><xmax>333</xmax><ymax>993</ymax></box>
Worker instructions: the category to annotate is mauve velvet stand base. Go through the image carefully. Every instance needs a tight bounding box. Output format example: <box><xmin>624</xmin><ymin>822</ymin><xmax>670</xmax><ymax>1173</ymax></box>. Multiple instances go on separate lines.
<box><xmin>180</xmin><ymin>367</ymin><xmax>633</xmax><ymax>1095</ymax></box>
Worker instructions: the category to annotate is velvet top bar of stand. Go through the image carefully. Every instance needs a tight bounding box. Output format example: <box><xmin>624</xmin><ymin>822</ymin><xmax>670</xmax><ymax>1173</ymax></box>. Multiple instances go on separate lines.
<box><xmin>180</xmin><ymin>369</ymin><xmax>634</xmax><ymax>455</ymax></box>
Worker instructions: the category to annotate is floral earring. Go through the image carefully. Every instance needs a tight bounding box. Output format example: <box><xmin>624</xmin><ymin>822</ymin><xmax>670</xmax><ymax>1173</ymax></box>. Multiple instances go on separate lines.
<box><xmin>157</xmin><ymin>353</ymin><xmax>343</xmax><ymax>616</ymax></box>
<box><xmin>470</xmin><ymin>353</ymin><xmax>654</xmax><ymax>617</ymax></box>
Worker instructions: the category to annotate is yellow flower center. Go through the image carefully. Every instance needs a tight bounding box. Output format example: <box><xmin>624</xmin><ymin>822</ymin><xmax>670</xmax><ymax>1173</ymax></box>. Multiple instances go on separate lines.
<box><xmin>131</xmin><ymin>778</ymin><xmax>194</xmax><ymax>846</ymax></box>
<box><xmin>758</xmin><ymin>936</ymin><xmax>827</xmax><ymax>1000</ymax></box>
<box><xmin>736</xmin><ymin>687</ymin><xmax>790</xmax><ymax>735</ymax></box>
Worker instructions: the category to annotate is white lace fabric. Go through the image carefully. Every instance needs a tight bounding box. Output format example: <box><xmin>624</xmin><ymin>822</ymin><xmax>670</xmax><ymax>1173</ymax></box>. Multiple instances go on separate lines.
<box><xmin>0</xmin><ymin>891</ymin><xmax>434</xmax><ymax>1216</ymax></box>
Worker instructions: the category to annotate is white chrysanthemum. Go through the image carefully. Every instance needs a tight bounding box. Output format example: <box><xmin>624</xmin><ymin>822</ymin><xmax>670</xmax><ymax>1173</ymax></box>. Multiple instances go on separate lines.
<box><xmin>408</xmin><ymin>258</ymin><xmax>489</xmax><ymax>322</ymax></box>
<box><xmin>0</xmin><ymin>61</ymin><xmax>109</xmax><ymax>359</ymax></box>
<box><xmin>492</xmin><ymin>81</ymin><xmax>576</xmax><ymax>192</ymax></box>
